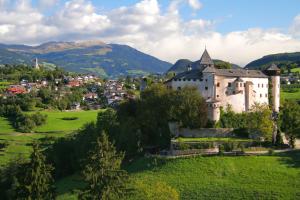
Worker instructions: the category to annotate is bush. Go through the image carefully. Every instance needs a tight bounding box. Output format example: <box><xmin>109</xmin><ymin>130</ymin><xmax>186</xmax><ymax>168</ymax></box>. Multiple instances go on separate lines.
<box><xmin>233</xmin><ymin>128</ymin><xmax>249</xmax><ymax>138</ymax></box>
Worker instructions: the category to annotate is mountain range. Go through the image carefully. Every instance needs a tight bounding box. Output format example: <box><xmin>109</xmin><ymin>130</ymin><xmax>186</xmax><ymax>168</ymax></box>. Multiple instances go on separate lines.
<box><xmin>1</xmin><ymin>41</ymin><xmax>299</xmax><ymax>77</ymax></box>
<box><xmin>0</xmin><ymin>41</ymin><xmax>172</xmax><ymax>78</ymax></box>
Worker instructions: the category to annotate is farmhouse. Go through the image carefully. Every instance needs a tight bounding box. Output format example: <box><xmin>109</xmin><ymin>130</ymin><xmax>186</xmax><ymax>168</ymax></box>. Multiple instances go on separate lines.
<box><xmin>166</xmin><ymin>49</ymin><xmax>280</xmax><ymax>121</ymax></box>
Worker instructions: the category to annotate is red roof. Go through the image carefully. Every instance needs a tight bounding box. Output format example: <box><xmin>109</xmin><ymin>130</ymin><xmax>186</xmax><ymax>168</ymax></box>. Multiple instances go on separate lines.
<box><xmin>7</xmin><ymin>86</ymin><xmax>27</xmax><ymax>94</ymax></box>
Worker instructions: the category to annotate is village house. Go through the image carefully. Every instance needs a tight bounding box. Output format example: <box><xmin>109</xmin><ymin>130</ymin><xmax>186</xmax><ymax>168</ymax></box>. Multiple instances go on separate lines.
<box><xmin>165</xmin><ymin>49</ymin><xmax>280</xmax><ymax>121</ymax></box>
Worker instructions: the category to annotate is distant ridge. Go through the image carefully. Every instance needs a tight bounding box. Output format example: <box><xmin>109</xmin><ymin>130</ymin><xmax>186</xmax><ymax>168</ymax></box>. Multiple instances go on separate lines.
<box><xmin>0</xmin><ymin>41</ymin><xmax>172</xmax><ymax>78</ymax></box>
<box><xmin>245</xmin><ymin>52</ymin><xmax>300</xmax><ymax>70</ymax></box>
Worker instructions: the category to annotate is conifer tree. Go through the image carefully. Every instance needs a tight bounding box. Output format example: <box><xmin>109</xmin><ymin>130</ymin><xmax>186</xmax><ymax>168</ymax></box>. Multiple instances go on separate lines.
<box><xmin>15</xmin><ymin>142</ymin><xmax>55</xmax><ymax>200</ymax></box>
<box><xmin>79</xmin><ymin>132</ymin><xmax>128</xmax><ymax>200</ymax></box>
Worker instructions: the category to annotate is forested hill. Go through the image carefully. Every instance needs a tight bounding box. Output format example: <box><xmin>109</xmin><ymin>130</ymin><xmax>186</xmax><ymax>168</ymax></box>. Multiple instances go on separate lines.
<box><xmin>245</xmin><ymin>52</ymin><xmax>300</xmax><ymax>70</ymax></box>
<box><xmin>0</xmin><ymin>41</ymin><xmax>172</xmax><ymax>78</ymax></box>
<box><xmin>167</xmin><ymin>59</ymin><xmax>241</xmax><ymax>74</ymax></box>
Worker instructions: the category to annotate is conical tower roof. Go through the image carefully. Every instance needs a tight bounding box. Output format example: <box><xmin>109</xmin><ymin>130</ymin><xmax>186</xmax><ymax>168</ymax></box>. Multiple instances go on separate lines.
<box><xmin>199</xmin><ymin>49</ymin><xmax>214</xmax><ymax>66</ymax></box>
<box><xmin>266</xmin><ymin>63</ymin><xmax>280</xmax><ymax>71</ymax></box>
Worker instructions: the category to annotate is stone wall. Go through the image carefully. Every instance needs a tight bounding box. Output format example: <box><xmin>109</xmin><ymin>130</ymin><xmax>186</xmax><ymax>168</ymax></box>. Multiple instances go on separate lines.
<box><xmin>169</xmin><ymin>122</ymin><xmax>234</xmax><ymax>138</ymax></box>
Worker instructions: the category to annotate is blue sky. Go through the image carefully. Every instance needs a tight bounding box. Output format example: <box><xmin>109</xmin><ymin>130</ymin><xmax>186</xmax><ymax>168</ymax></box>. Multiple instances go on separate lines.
<box><xmin>29</xmin><ymin>0</ymin><xmax>300</xmax><ymax>33</ymax></box>
<box><xmin>0</xmin><ymin>0</ymin><xmax>300</xmax><ymax>65</ymax></box>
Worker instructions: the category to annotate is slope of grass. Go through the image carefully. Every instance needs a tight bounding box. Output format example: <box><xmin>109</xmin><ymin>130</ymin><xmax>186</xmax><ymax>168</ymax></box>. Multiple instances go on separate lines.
<box><xmin>0</xmin><ymin>110</ymin><xmax>102</xmax><ymax>165</ymax></box>
<box><xmin>281</xmin><ymin>88</ymin><xmax>300</xmax><ymax>100</ymax></box>
<box><xmin>56</xmin><ymin>151</ymin><xmax>300</xmax><ymax>200</ymax></box>
<box><xmin>291</xmin><ymin>68</ymin><xmax>300</xmax><ymax>73</ymax></box>
<box><xmin>176</xmin><ymin>137</ymin><xmax>252</xmax><ymax>142</ymax></box>
<box><xmin>32</xmin><ymin>110</ymin><xmax>101</xmax><ymax>133</ymax></box>
<box><xmin>0</xmin><ymin>117</ymin><xmax>15</xmax><ymax>134</ymax></box>
<box><xmin>126</xmin><ymin>152</ymin><xmax>300</xmax><ymax>200</ymax></box>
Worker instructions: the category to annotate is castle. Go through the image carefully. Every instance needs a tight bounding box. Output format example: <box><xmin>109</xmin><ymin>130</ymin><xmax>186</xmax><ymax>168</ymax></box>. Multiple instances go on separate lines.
<box><xmin>165</xmin><ymin>49</ymin><xmax>280</xmax><ymax>121</ymax></box>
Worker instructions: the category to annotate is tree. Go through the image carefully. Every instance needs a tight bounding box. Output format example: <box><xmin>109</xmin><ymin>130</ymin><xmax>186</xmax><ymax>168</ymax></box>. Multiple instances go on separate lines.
<box><xmin>214</xmin><ymin>61</ymin><xmax>232</xmax><ymax>69</ymax></box>
<box><xmin>280</xmin><ymin>101</ymin><xmax>300</xmax><ymax>148</ymax></box>
<box><xmin>247</xmin><ymin>104</ymin><xmax>273</xmax><ymax>141</ymax></box>
<box><xmin>79</xmin><ymin>133</ymin><xmax>128</xmax><ymax>200</ymax></box>
<box><xmin>171</xmin><ymin>87</ymin><xmax>208</xmax><ymax>128</ymax></box>
<box><xmin>15</xmin><ymin>142</ymin><xmax>55</xmax><ymax>199</ymax></box>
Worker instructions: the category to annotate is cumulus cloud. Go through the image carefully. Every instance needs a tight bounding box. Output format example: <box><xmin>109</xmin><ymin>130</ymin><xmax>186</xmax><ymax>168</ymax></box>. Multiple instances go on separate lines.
<box><xmin>0</xmin><ymin>0</ymin><xmax>300</xmax><ymax>66</ymax></box>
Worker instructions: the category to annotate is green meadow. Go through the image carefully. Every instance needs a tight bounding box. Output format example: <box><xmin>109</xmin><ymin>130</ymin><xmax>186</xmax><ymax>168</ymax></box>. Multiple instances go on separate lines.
<box><xmin>281</xmin><ymin>88</ymin><xmax>300</xmax><ymax>101</ymax></box>
<box><xmin>55</xmin><ymin>151</ymin><xmax>300</xmax><ymax>200</ymax></box>
<box><xmin>291</xmin><ymin>68</ymin><xmax>300</xmax><ymax>73</ymax></box>
<box><xmin>0</xmin><ymin>110</ymin><xmax>101</xmax><ymax>165</ymax></box>
<box><xmin>32</xmin><ymin>110</ymin><xmax>100</xmax><ymax>133</ymax></box>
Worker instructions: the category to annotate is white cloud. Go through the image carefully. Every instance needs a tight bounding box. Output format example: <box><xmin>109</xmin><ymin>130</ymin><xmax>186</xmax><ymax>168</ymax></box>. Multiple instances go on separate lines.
<box><xmin>0</xmin><ymin>0</ymin><xmax>299</xmax><ymax>66</ymax></box>
<box><xmin>38</xmin><ymin>0</ymin><xmax>58</xmax><ymax>9</ymax></box>
<box><xmin>188</xmin><ymin>0</ymin><xmax>202</xmax><ymax>10</ymax></box>
<box><xmin>290</xmin><ymin>14</ymin><xmax>300</xmax><ymax>37</ymax></box>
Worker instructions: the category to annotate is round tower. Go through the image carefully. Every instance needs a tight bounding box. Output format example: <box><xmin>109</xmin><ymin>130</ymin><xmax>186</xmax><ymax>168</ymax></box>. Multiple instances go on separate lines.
<box><xmin>264</xmin><ymin>64</ymin><xmax>280</xmax><ymax>112</ymax></box>
<box><xmin>207</xmin><ymin>99</ymin><xmax>221</xmax><ymax>122</ymax></box>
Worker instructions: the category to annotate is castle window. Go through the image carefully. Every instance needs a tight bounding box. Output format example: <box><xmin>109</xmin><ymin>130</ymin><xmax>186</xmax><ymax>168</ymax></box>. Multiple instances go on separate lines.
<box><xmin>178</xmin><ymin>79</ymin><xmax>181</xmax><ymax>81</ymax></box>
<box><xmin>205</xmin><ymin>79</ymin><xmax>208</xmax><ymax>82</ymax></box>
<box><xmin>205</xmin><ymin>87</ymin><xmax>208</xmax><ymax>90</ymax></box>
<box><xmin>244</xmin><ymin>83</ymin><xmax>246</xmax><ymax>87</ymax></box>
<box><xmin>262</xmin><ymin>84</ymin><xmax>264</xmax><ymax>88</ymax></box>
<box><xmin>217</xmin><ymin>82</ymin><xmax>220</xmax><ymax>87</ymax></box>
<box><xmin>236</xmin><ymin>83</ymin><xmax>238</xmax><ymax>87</ymax></box>
<box><xmin>217</xmin><ymin>95</ymin><xmax>219</xmax><ymax>98</ymax></box>
<box><xmin>200</xmin><ymin>79</ymin><xmax>203</xmax><ymax>82</ymax></box>
<box><xmin>265</xmin><ymin>94</ymin><xmax>268</xmax><ymax>97</ymax></box>
<box><xmin>174</xmin><ymin>79</ymin><xmax>177</xmax><ymax>81</ymax></box>
<box><xmin>187</xmin><ymin>79</ymin><xmax>191</xmax><ymax>81</ymax></box>
<box><xmin>258</xmin><ymin>84</ymin><xmax>260</xmax><ymax>88</ymax></box>
<box><xmin>193</xmin><ymin>79</ymin><xmax>197</xmax><ymax>81</ymax></box>
<box><xmin>183</xmin><ymin>79</ymin><xmax>186</xmax><ymax>81</ymax></box>
<box><xmin>228</xmin><ymin>83</ymin><xmax>232</xmax><ymax>87</ymax></box>
<box><xmin>177</xmin><ymin>87</ymin><xmax>181</xmax><ymax>90</ymax></box>
<box><xmin>240</xmin><ymin>83</ymin><xmax>243</xmax><ymax>87</ymax></box>
<box><xmin>233</xmin><ymin>91</ymin><xmax>236</xmax><ymax>94</ymax></box>
<box><xmin>260</xmin><ymin>94</ymin><xmax>262</xmax><ymax>98</ymax></box>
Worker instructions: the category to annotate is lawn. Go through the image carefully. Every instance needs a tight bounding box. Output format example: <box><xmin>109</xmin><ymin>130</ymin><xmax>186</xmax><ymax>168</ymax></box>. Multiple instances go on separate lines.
<box><xmin>175</xmin><ymin>137</ymin><xmax>253</xmax><ymax>142</ymax></box>
<box><xmin>32</xmin><ymin>110</ymin><xmax>101</xmax><ymax>133</ymax></box>
<box><xmin>0</xmin><ymin>117</ymin><xmax>15</xmax><ymax>134</ymax></box>
<box><xmin>281</xmin><ymin>88</ymin><xmax>300</xmax><ymax>101</ymax></box>
<box><xmin>0</xmin><ymin>110</ymin><xmax>102</xmax><ymax>166</ymax></box>
<box><xmin>56</xmin><ymin>151</ymin><xmax>300</xmax><ymax>200</ymax></box>
<box><xmin>291</xmin><ymin>68</ymin><xmax>300</xmax><ymax>73</ymax></box>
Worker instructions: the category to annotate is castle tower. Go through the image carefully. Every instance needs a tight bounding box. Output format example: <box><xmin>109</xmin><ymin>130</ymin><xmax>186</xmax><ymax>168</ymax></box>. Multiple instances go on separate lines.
<box><xmin>207</xmin><ymin>99</ymin><xmax>221</xmax><ymax>122</ymax></box>
<box><xmin>193</xmin><ymin>48</ymin><xmax>214</xmax><ymax>70</ymax></box>
<box><xmin>264</xmin><ymin>63</ymin><xmax>280</xmax><ymax>112</ymax></box>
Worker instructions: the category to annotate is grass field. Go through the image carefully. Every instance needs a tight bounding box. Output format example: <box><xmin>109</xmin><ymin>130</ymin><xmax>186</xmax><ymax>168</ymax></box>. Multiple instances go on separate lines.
<box><xmin>55</xmin><ymin>151</ymin><xmax>300</xmax><ymax>200</ymax></box>
<box><xmin>0</xmin><ymin>110</ymin><xmax>102</xmax><ymax>166</ymax></box>
<box><xmin>32</xmin><ymin>110</ymin><xmax>101</xmax><ymax>133</ymax></box>
<box><xmin>291</xmin><ymin>68</ymin><xmax>300</xmax><ymax>73</ymax></box>
<box><xmin>281</xmin><ymin>88</ymin><xmax>300</xmax><ymax>101</ymax></box>
<box><xmin>175</xmin><ymin>137</ymin><xmax>252</xmax><ymax>142</ymax></box>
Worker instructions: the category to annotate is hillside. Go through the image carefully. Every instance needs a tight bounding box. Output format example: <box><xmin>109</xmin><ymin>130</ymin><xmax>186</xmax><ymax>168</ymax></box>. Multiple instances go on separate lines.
<box><xmin>168</xmin><ymin>59</ymin><xmax>241</xmax><ymax>74</ymax></box>
<box><xmin>245</xmin><ymin>52</ymin><xmax>300</xmax><ymax>70</ymax></box>
<box><xmin>0</xmin><ymin>41</ymin><xmax>172</xmax><ymax>78</ymax></box>
<box><xmin>56</xmin><ymin>151</ymin><xmax>300</xmax><ymax>199</ymax></box>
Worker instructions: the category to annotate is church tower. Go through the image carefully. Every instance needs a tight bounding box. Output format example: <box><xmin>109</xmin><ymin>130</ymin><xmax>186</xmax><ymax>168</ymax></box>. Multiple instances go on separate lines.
<box><xmin>264</xmin><ymin>63</ymin><xmax>280</xmax><ymax>112</ymax></box>
<box><xmin>34</xmin><ymin>58</ymin><xmax>40</xmax><ymax>70</ymax></box>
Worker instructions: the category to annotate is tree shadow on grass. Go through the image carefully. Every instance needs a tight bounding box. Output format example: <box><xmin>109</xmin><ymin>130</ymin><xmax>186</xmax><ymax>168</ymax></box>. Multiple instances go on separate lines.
<box><xmin>277</xmin><ymin>150</ymin><xmax>300</xmax><ymax>169</ymax></box>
